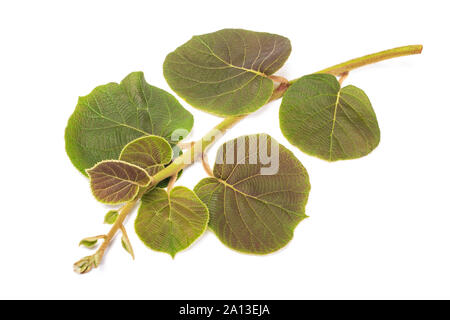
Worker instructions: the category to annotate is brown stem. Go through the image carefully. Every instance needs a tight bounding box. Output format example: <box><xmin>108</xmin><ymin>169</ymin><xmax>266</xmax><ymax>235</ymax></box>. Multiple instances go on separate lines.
<box><xmin>269</xmin><ymin>75</ymin><xmax>289</xmax><ymax>84</ymax></box>
<box><xmin>317</xmin><ymin>44</ymin><xmax>423</xmax><ymax>76</ymax></box>
<box><xmin>166</xmin><ymin>172</ymin><xmax>179</xmax><ymax>192</ymax></box>
<box><xmin>339</xmin><ymin>72</ymin><xmax>349</xmax><ymax>85</ymax></box>
<box><xmin>96</xmin><ymin>200</ymin><xmax>137</xmax><ymax>262</ymax></box>
<box><xmin>201</xmin><ymin>153</ymin><xmax>214</xmax><ymax>177</ymax></box>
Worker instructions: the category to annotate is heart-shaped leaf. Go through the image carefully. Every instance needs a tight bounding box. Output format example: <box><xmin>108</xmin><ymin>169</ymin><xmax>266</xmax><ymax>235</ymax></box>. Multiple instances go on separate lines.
<box><xmin>135</xmin><ymin>186</ymin><xmax>209</xmax><ymax>258</ymax></box>
<box><xmin>87</xmin><ymin>160</ymin><xmax>151</xmax><ymax>204</ymax></box>
<box><xmin>194</xmin><ymin>134</ymin><xmax>310</xmax><ymax>254</ymax></box>
<box><xmin>279</xmin><ymin>74</ymin><xmax>380</xmax><ymax>161</ymax></box>
<box><xmin>119</xmin><ymin>135</ymin><xmax>172</xmax><ymax>176</ymax></box>
<box><xmin>163</xmin><ymin>29</ymin><xmax>291</xmax><ymax>116</ymax></box>
<box><xmin>65</xmin><ymin>71</ymin><xmax>193</xmax><ymax>175</ymax></box>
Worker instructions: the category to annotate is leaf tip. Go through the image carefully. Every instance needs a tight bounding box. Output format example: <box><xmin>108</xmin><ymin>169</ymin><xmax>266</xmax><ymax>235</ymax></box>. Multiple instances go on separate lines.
<box><xmin>412</xmin><ymin>44</ymin><xmax>423</xmax><ymax>54</ymax></box>
<box><xmin>85</xmin><ymin>166</ymin><xmax>94</xmax><ymax>177</ymax></box>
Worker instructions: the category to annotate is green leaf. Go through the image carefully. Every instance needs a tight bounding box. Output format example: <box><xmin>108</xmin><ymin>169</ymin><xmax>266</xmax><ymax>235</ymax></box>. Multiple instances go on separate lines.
<box><xmin>104</xmin><ymin>210</ymin><xmax>119</xmax><ymax>224</ymax></box>
<box><xmin>79</xmin><ymin>236</ymin><xmax>104</xmax><ymax>248</ymax></box>
<box><xmin>86</xmin><ymin>160</ymin><xmax>151</xmax><ymax>204</ymax></box>
<box><xmin>65</xmin><ymin>71</ymin><xmax>194</xmax><ymax>176</ymax></box>
<box><xmin>121</xmin><ymin>236</ymin><xmax>135</xmax><ymax>260</ymax></box>
<box><xmin>279</xmin><ymin>74</ymin><xmax>380</xmax><ymax>161</ymax></box>
<box><xmin>163</xmin><ymin>28</ymin><xmax>291</xmax><ymax>116</ymax></box>
<box><xmin>79</xmin><ymin>239</ymin><xmax>98</xmax><ymax>248</ymax></box>
<box><xmin>119</xmin><ymin>135</ymin><xmax>172</xmax><ymax>175</ymax></box>
<box><xmin>135</xmin><ymin>186</ymin><xmax>209</xmax><ymax>258</ymax></box>
<box><xmin>194</xmin><ymin>134</ymin><xmax>310</xmax><ymax>254</ymax></box>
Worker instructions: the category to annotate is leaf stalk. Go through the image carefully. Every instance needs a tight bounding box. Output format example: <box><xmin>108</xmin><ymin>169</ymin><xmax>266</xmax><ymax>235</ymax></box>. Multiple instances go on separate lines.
<box><xmin>316</xmin><ymin>44</ymin><xmax>423</xmax><ymax>76</ymax></box>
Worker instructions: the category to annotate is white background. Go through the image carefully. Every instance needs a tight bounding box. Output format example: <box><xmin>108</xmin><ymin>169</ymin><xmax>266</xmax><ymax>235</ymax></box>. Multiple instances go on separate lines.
<box><xmin>1</xmin><ymin>0</ymin><xmax>449</xmax><ymax>300</ymax></box>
